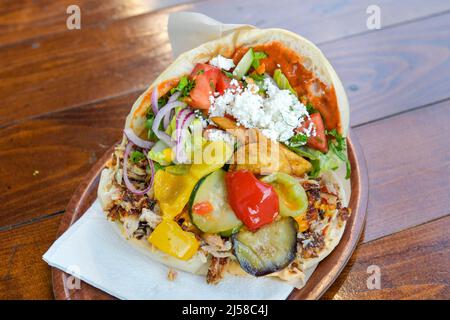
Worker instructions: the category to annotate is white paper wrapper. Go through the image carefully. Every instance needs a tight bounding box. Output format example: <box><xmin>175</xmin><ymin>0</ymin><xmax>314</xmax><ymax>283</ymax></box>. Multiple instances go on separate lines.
<box><xmin>168</xmin><ymin>11</ymin><xmax>254</xmax><ymax>58</ymax></box>
<box><xmin>43</xmin><ymin>12</ymin><xmax>318</xmax><ymax>300</ymax></box>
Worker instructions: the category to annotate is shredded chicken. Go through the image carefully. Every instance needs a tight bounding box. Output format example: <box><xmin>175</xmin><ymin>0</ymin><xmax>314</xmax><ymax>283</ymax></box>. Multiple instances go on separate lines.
<box><xmin>207</xmin><ymin>257</ymin><xmax>229</xmax><ymax>284</ymax></box>
<box><xmin>167</xmin><ymin>269</ymin><xmax>177</xmax><ymax>281</ymax></box>
<box><xmin>201</xmin><ymin>234</ymin><xmax>234</xmax><ymax>258</ymax></box>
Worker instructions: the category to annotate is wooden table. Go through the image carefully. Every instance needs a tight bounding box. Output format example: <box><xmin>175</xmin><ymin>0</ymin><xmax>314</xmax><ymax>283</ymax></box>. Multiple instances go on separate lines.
<box><xmin>0</xmin><ymin>0</ymin><xmax>448</xmax><ymax>300</ymax></box>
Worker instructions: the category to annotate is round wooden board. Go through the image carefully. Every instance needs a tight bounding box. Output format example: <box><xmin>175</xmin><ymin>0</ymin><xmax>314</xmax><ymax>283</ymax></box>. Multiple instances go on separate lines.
<box><xmin>52</xmin><ymin>130</ymin><xmax>368</xmax><ymax>300</ymax></box>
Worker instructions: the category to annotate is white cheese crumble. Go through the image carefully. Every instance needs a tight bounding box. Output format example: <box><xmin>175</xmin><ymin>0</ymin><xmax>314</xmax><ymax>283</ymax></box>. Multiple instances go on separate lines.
<box><xmin>204</xmin><ymin>128</ymin><xmax>236</xmax><ymax>147</ymax></box>
<box><xmin>209</xmin><ymin>55</ymin><xmax>235</xmax><ymax>71</ymax></box>
<box><xmin>208</xmin><ymin>77</ymin><xmax>311</xmax><ymax>142</ymax></box>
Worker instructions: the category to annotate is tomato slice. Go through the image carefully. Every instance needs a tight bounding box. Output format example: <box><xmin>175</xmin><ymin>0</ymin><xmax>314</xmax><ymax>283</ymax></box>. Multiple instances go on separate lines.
<box><xmin>190</xmin><ymin>63</ymin><xmax>216</xmax><ymax>78</ymax></box>
<box><xmin>216</xmin><ymin>73</ymin><xmax>241</xmax><ymax>94</ymax></box>
<box><xmin>297</xmin><ymin>113</ymin><xmax>328</xmax><ymax>153</ymax></box>
<box><xmin>189</xmin><ymin>68</ymin><xmax>219</xmax><ymax>109</ymax></box>
<box><xmin>225</xmin><ymin>170</ymin><xmax>279</xmax><ymax>231</ymax></box>
<box><xmin>192</xmin><ymin>201</ymin><xmax>214</xmax><ymax>215</ymax></box>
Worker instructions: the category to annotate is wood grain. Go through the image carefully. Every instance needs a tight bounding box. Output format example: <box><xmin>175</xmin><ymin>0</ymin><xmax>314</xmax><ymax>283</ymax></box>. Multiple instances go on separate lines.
<box><xmin>323</xmin><ymin>216</ymin><xmax>450</xmax><ymax>300</ymax></box>
<box><xmin>322</xmin><ymin>12</ymin><xmax>450</xmax><ymax>126</ymax></box>
<box><xmin>355</xmin><ymin>100</ymin><xmax>450</xmax><ymax>242</ymax></box>
<box><xmin>0</xmin><ymin>0</ymin><xmax>196</xmax><ymax>47</ymax></box>
<box><xmin>2</xmin><ymin>3</ymin><xmax>450</xmax><ymax>127</ymax></box>
<box><xmin>0</xmin><ymin>92</ymin><xmax>139</xmax><ymax>228</ymax></box>
<box><xmin>0</xmin><ymin>214</ymin><xmax>61</xmax><ymax>299</ymax></box>
<box><xmin>189</xmin><ymin>0</ymin><xmax>450</xmax><ymax>44</ymax></box>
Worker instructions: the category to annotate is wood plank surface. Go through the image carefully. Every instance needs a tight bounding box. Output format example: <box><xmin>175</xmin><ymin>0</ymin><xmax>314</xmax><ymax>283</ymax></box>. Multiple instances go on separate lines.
<box><xmin>355</xmin><ymin>100</ymin><xmax>450</xmax><ymax>242</ymax></box>
<box><xmin>0</xmin><ymin>0</ymin><xmax>196</xmax><ymax>47</ymax></box>
<box><xmin>323</xmin><ymin>216</ymin><xmax>450</xmax><ymax>299</ymax></box>
<box><xmin>323</xmin><ymin>12</ymin><xmax>450</xmax><ymax>126</ymax></box>
<box><xmin>0</xmin><ymin>92</ymin><xmax>139</xmax><ymax>229</ymax></box>
<box><xmin>1</xmin><ymin>3</ymin><xmax>450</xmax><ymax>127</ymax></box>
<box><xmin>189</xmin><ymin>0</ymin><xmax>450</xmax><ymax>44</ymax></box>
<box><xmin>0</xmin><ymin>215</ymin><xmax>61</xmax><ymax>299</ymax></box>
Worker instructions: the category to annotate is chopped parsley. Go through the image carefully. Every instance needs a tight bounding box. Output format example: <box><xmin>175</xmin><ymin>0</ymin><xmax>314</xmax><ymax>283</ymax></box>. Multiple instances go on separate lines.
<box><xmin>170</xmin><ymin>75</ymin><xmax>195</xmax><ymax>97</ymax></box>
<box><xmin>289</xmin><ymin>132</ymin><xmax>308</xmax><ymax>147</ymax></box>
<box><xmin>251</xmin><ymin>51</ymin><xmax>268</xmax><ymax>69</ymax></box>
<box><xmin>306</xmin><ymin>102</ymin><xmax>318</xmax><ymax>114</ymax></box>
<box><xmin>223</xmin><ymin>70</ymin><xmax>234</xmax><ymax>78</ymax></box>
<box><xmin>130</xmin><ymin>150</ymin><xmax>146</xmax><ymax>163</ymax></box>
<box><xmin>152</xmin><ymin>162</ymin><xmax>164</xmax><ymax>173</ymax></box>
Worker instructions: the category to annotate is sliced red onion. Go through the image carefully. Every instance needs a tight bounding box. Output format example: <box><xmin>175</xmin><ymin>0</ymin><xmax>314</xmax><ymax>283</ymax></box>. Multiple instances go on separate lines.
<box><xmin>168</xmin><ymin>91</ymin><xmax>181</xmax><ymax>103</ymax></box>
<box><xmin>124</xmin><ymin>128</ymin><xmax>154</xmax><ymax>149</ymax></box>
<box><xmin>152</xmin><ymin>101</ymin><xmax>186</xmax><ymax>147</ymax></box>
<box><xmin>151</xmin><ymin>87</ymin><xmax>159</xmax><ymax>115</ymax></box>
<box><xmin>123</xmin><ymin>142</ymin><xmax>155</xmax><ymax>195</ymax></box>
<box><xmin>163</xmin><ymin>109</ymin><xmax>173</xmax><ymax>130</ymax></box>
<box><xmin>163</xmin><ymin>92</ymin><xmax>182</xmax><ymax>130</ymax></box>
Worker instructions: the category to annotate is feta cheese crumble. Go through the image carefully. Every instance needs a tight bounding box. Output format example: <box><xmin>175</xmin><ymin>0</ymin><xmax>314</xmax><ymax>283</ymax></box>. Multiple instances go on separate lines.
<box><xmin>204</xmin><ymin>128</ymin><xmax>236</xmax><ymax>147</ymax></box>
<box><xmin>209</xmin><ymin>55</ymin><xmax>235</xmax><ymax>71</ymax></box>
<box><xmin>208</xmin><ymin>77</ymin><xmax>311</xmax><ymax>142</ymax></box>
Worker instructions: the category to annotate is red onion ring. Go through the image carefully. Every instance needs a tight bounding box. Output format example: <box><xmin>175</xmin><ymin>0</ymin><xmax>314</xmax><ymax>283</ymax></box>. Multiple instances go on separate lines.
<box><xmin>123</xmin><ymin>142</ymin><xmax>155</xmax><ymax>195</ymax></box>
<box><xmin>151</xmin><ymin>87</ymin><xmax>159</xmax><ymax>115</ymax></box>
<box><xmin>152</xmin><ymin>101</ymin><xmax>186</xmax><ymax>146</ymax></box>
<box><xmin>124</xmin><ymin>128</ymin><xmax>154</xmax><ymax>149</ymax></box>
<box><xmin>163</xmin><ymin>92</ymin><xmax>182</xmax><ymax>130</ymax></box>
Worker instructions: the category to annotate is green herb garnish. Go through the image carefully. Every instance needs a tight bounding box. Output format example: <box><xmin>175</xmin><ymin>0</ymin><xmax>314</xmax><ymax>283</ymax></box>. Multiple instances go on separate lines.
<box><xmin>289</xmin><ymin>133</ymin><xmax>308</xmax><ymax>147</ymax></box>
<box><xmin>306</xmin><ymin>102</ymin><xmax>318</xmax><ymax>114</ymax></box>
<box><xmin>223</xmin><ymin>70</ymin><xmax>234</xmax><ymax>78</ymax></box>
<box><xmin>251</xmin><ymin>51</ymin><xmax>268</xmax><ymax>69</ymax></box>
<box><xmin>170</xmin><ymin>75</ymin><xmax>195</xmax><ymax>97</ymax></box>
<box><xmin>130</xmin><ymin>150</ymin><xmax>146</xmax><ymax>163</ymax></box>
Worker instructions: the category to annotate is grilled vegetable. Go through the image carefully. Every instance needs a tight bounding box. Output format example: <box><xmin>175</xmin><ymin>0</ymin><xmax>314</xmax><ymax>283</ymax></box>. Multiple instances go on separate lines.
<box><xmin>232</xmin><ymin>218</ymin><xmax>298</xmax><ymax>276</ymax></box>
<box><xmin>148</xmin><ymin>220</ymin><xmax>199</xmax><ymax>260</ymax></box>
<box><xmin>226</xmin><ymin>170</ymin><xmax>279</xmax><ymax>231</ymax></box>
<box><xmin>261</xmin><ymin>173</ymin><xmax>308</xmax><ymax>218</ymax></box>
<box><xmin>210</xmin><ymin>116</ymin><xmax>312</xmax><ymax>176</ymax></box>
<box><xmin>190</xmin><ymin>170</ymin><xmax>242</xmax><ymax>234</ymax></box>
<box><xmin>154</xmin><ymin>141</ymin><xmax>233</xmax><ymax>219</ymax></box>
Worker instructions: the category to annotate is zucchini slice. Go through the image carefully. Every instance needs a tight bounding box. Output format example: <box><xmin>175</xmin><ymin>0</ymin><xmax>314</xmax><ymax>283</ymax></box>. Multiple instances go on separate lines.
<box><xmin>232</xmin><ymin>218</ymin><xmax>298</xmax><ymax>276</ymax></box>
<box><xmin>189</xmin><ymin>170</ymin><xmax>243</xmax><ymax>234</ymax></box>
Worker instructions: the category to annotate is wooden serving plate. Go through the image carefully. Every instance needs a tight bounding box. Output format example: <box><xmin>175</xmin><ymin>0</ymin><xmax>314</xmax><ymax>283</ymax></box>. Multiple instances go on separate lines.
<box><xmin>52</xmin><ymin>130</ymin><xmax>368</xmax><ymax>300</ymax></box>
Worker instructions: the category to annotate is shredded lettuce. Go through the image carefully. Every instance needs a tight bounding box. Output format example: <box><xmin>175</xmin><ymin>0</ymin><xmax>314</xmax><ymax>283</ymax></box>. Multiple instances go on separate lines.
<box><xmin>289</xmin><ymin>145</ymin><xmax>341</xmax><ymax>178</ymax></box>
<box><xmin>289</xmin><ymin>133</ymin><xmax>308</xmax><ymax>147</ymax></box>
<box><xmin>251</xmin><ymin>51</ymin><xmax>268</xmax><ymax>69</ymax></box>
<box><xmin>170</xmin><ymin>75</ymin><xmax>195</xmax><ymax>97</ymax></box>
<box><xmin>326</xmin><ymin>129</ymin><xmax>351</xmax><ymax>179</ymax></box>
<box><xmin>130</xmin><ymin>150</ymin><xmax>145</xmax><ymax>163</ymax></box>
<box><xmin>148</xmin><ymin>140</ymin><xmax>171</xmax><ymax>166</ymax></box>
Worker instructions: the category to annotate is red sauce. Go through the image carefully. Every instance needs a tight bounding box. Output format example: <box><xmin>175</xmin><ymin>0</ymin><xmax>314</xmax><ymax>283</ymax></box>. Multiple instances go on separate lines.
<box><xmin>233</xmin><ymin>42</ymin><xmax>341</xmax><ymax>133</ymax></box>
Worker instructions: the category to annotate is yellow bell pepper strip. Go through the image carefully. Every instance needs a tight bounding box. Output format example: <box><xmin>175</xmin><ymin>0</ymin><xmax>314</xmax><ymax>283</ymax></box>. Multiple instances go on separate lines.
<box><xmin>190</xmin><ymin>140</ymin><xmax>233</xmax><ymax>179</ymax></box>
<box><xmin>154</xmin><ymin>169</ymin><xmax>196</xmax><ymax>220</ymax></box>
<box><xmin>148</xmin><ymin>220</ymin><xmax>199</xmax><ymax>260</ymax></box>
<box><xmin>154</xmin><ymin>141</ymin><xmax>233</xmax><ymax>219</ymax></box>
